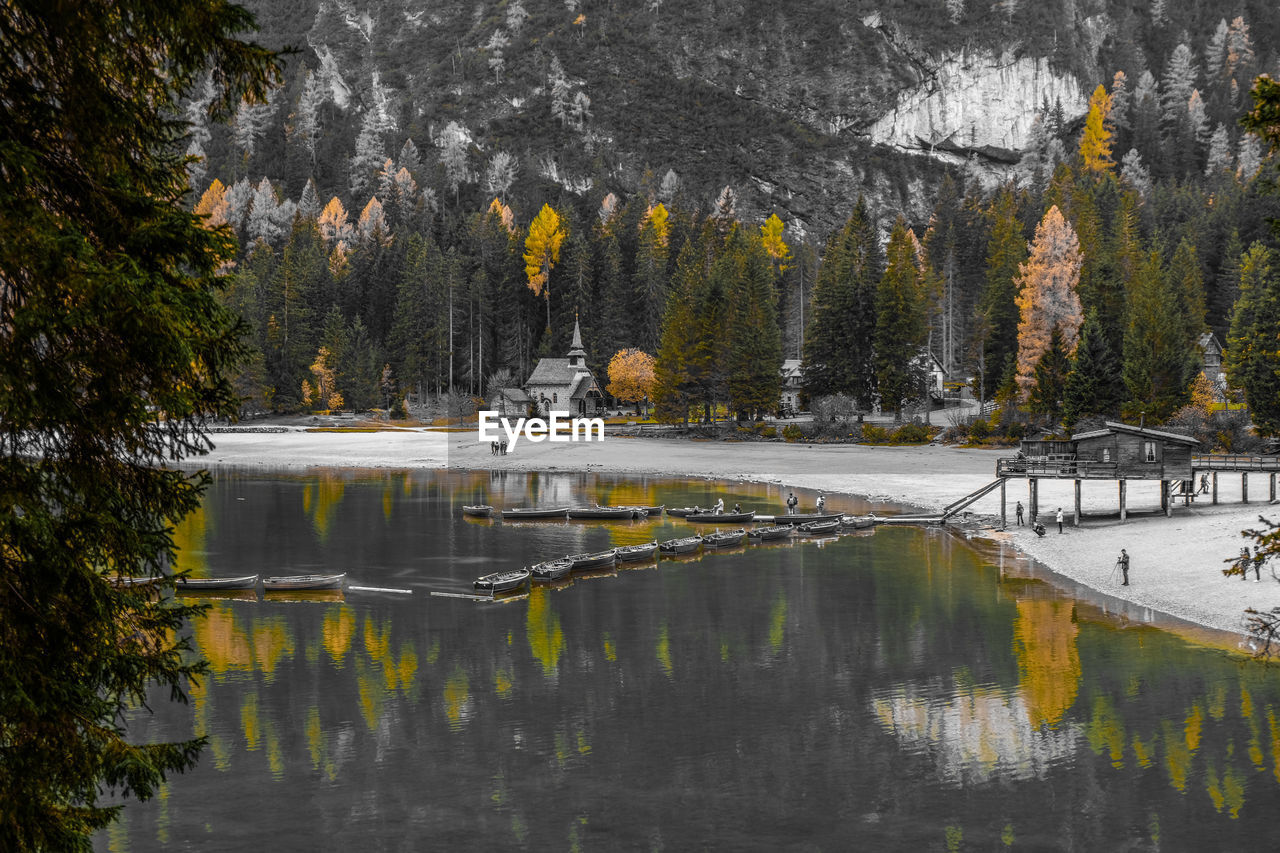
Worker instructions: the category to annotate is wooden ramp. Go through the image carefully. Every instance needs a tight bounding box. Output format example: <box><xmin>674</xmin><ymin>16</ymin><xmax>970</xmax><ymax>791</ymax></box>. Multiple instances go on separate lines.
<box><xmin>939</xmin><ymin>479</ymin><xmax>1004</xmax><ymax>521</ymax></box>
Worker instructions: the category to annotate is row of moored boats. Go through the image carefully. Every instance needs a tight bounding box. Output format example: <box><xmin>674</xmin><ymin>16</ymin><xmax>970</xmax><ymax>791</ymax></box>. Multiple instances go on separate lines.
<box><xmin>471</xmin><ymin>507</ymin><xmax>878</xmax><ymax>594</ymax></box>
<box><xmin>113</xmin><ymin>573</ymin><xmax>347</xmax><ymax>591</ymax></box>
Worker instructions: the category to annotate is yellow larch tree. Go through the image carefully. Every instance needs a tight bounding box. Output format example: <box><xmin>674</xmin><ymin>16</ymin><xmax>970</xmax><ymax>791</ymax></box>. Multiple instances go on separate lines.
<box><xmin>302</xmin><ymin>346</ymin><xmax>343</xmax><ymax>411</ymax></box>
<box><xmin>606</xmin><ymin>348</ymin><xmax>656</xmax><ymax>416</ymax></box>
<box><xmin>642</xmin><ymin>202</ymin><xmax>670</xmax><ymax>246</ymax></box>
<box><xmin>317</xmin><ymin>196</ymin><xmax>352</xmax><ymax>246</ymax></box>
<box><xmin>194</xmin><ymin>177</ymin><xmax>228</xmax><ymax>227</ymax></box>
<box><xmin>1014</xmin><ymin>206</ymin><xmax>1084</xmax><ymax>400</ymax></box>
<box><xmin>523</xmin><ymin>203</ymin><xmax>565</xmax><ymax>335</ymax></box>
<box><xmin>1079</xmin><ymin>84</ymin><xmax>1115</xmax><ymax>173</ymax></box>
<box><xmin>759</xmin><ymin>212</ymin><xmax>792</xmax><ymax>277</ymax></box>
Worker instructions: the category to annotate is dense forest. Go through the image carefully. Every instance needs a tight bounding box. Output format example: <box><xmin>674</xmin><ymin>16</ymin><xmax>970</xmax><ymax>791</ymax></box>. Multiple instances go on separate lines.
<box><xmin>187</xmin><ymin>0</ymin><xmax>1280</xmax><ymax>432</ymax></box>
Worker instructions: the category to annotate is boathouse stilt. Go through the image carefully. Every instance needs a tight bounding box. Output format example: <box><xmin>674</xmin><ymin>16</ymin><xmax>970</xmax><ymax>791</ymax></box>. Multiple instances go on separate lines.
<box><xmin>1119</xmin><ymin>479</ymin><xmax>1127</xmax><ymax>522</ymax></box>
<box><xmin>1073</xmin><ymin>480</ymin><xmax>1081</xmax><ymax>527</ymax></box>
<box><xmin>1271</xmin><ymin>473</ymin><xmax>1276</xmax><ymax>502</ymax></box>
<box><xmin>1212</xmin><ymin>472</ymin><xmax>1218</xmax><ymax>505</ymax></box>
<box><xmin>1029</xmin><ymin>479</ymin><xmax>1039</xmax><ymax>523</ymax></box>
<box><xmin>1160</xmin><ymin>480</ymin><xmax>1168</xmax><ymax>515</ymax></box>
<box><xmin>1243</xmin><ymin>472</ymin><xmax>1249</xmax><ymax>503</ymax></box>
<box><xmin>1000</xmin><ymin>480</ymin><xmax>1007</xmax><ymax>529</ymax></box>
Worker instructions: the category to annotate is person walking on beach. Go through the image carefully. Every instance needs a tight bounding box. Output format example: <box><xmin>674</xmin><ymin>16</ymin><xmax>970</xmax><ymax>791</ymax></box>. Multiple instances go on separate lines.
<box><xmin>1118</xmin><ymin>549</ymin><xmax>1130</xmax><ymax>585</ymax></box>
<box><xmin>1015</xmin><ymin>501</ymin><xmax>1024</xmax><ymax>526</ymax></box>
<box><xmin>1056</xmin><ymin>507</ymin><xmax>1064</xmax><ymax>533</ymax></box>
<box><xmin>816</xmin><ymin>494</ymin><xmax>826</xmax><ymax>512</ymax></box>
<box><xmin>786</xmin><ymin>492</ymin><xmax>798</xmax><ymax>515</ymax></box>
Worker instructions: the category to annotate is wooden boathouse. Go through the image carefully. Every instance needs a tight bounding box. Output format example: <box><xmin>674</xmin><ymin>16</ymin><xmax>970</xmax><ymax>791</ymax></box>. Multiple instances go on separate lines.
<box><xmin>995</xmin><ymin>421</ymin><xmax>1200</xmax><ymax>525</ymax></box>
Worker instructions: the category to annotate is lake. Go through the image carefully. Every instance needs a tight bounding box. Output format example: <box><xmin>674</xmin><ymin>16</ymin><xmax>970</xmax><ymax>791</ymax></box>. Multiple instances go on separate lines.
<box><xmin>99</xmin><ymin>470</ymin><xmax>1280</xmax><ymax>851</ymax></box>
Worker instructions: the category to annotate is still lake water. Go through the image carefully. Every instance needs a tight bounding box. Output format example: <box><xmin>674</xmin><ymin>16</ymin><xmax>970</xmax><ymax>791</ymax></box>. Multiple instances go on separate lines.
<box><xmin>99</xmin><ymin>469</ymin><xmax>1280</xmax><ymax>851</ymax></box>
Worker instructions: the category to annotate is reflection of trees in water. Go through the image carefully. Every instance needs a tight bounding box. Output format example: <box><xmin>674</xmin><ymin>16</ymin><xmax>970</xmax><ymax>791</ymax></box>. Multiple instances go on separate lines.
<box><xmin>871</xmin><ymin>680</ymin><xmax>1080</xmax><ymax>785</ymax></box>
<box><xmin>1013</xmin><ymin>598</ymin><xmax>1080</xmax><ymax>728</ymax></box>
<box><xmin>127</xmin><ymin>474</ymin><xmax>1280</xmax><ymax>849</ymax></box>
<box><xmin>302</xmin><ymin>474</ymin><xmax>346</xmax><ymax>542</ymax></box>
<box><xmin>526</xmin><ymin>585</ymin><xmax>565</xmax><ymax>678</ymax></box>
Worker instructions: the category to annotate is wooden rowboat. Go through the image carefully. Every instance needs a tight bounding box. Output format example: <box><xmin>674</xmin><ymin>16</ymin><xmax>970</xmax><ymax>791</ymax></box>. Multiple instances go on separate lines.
<box><xmin>634</xmin><ymin>505</ymin><xmax>664</xmax><ymax>516</ymax></box>
<box><xmin>658</xmin><ymin>535</ymin><xmax>702</xmax><ymax>555</ymax></box>
<box><xmin>474</xmin><ymin>568</ymin><xmax>531</xmax><ymax>593</ymax></box>
<box><xmin>567</xmin><ymin>506</ymin><xmax>638</xmax><ymax>520</ymax></box>
<box><xmin>501</xmin><ymin>507</ymin><xmax>569</xmax><ymax>519</ymax></box>
<box><xmin>796</xmin><ymin>520</ymin><xmax>841</xmax><ymax>535</ymax></box>
<box><xmin>461</xmin><ymin>505</ymin><xmax>494</xmax><ymax>517</ymax></box>
<box><xmin>774</xmin><ymin>512</ymin><xmax>843</xmax><ymax>526</ymax></box>
<box><xmin>530</xmin><ymin>558</ymin><xmax>573</xmax><ymax>583</ymax></box>
<box><xmin>263</xmin><ymin>573</ymin><xmax>346</xmax><ymax>591</ymax></box>
<box><xmin>747</xmin><ymin>525</ymin><xmax>793</xmax><ymax>541</ymax></box>
<box><xmin>840</xmin><ymin>514</ymin><xmax>876</xmax><ymax>529</ymax></box>
<box><xmin>684</xmin><ymin>510</ymin><xmax>755</xmax><ymax>523</ymax></box>
<box><xmin>664</xmin><ymin>506</ymin><xmax>702</xmax><ymax>518</ymax></box>
<box><xmin>702</xmin><ymin>529</ymin><xmax>747</xmax><ymax>548</ymax></box>
<box><xmin>567</xmin><ymin>549</ymin><xmax>618</xmax><ymax>570</ymax></box>
<box><xmin>616</xmin><ymin>541</ymin><xmax>659</xmax><ymax>562</ymax></box>
<box><xmin>176</xmin><ymin>574</ymin><xmax>259</xmax><ymax>591</ymax></box>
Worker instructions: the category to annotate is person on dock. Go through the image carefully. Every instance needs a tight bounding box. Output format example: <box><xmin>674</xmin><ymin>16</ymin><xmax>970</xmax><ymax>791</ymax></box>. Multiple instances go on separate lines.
<box><xmin>1200</xmin><ymin>473</ymin><xmax>1209</xmax><ymax>495</ymax></box>
<box><xmin>816</xmin><ymin>494</ymin><xmax>826</xmax><ymax>511</ymax></box>
<box><xmin>1015</xmin><ymin>501</ymin><xmax>1024</xmax><ymax>526</ymax></box>
<box><xmin>786</xmin><ymin>492</ymin><xmax>798</xmax><ymax>514</ymax></box>
<box><xmin>1118</xmin><ymin>549</ymin><xmax>1130</xmax><ymax>585</ymax></box>
<box><xmin>1056</xmin><ymin>507</ymin><xmax>1064</xmax><ymax>533</ymax></box>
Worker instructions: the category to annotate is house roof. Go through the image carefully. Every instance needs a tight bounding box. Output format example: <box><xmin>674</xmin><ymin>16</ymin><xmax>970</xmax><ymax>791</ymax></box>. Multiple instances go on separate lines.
<box><xmin>1071</xmin><ymin>421</ymin><xmax>1200</xmax><ymax>446</ymax></box>
<box><xmin>497</xmin><ymin>387</ymin><xmax>530</xmax><ymax>403</ymax></box>
<box><xmin>526</xmin><ymin>358</ymin><xmax>581</xmax><ymax>386</ymax></box>
<box><xmin>1198</xmin><ymin>332</ymin><xmax>1222</xmax><ymax>353</ymax></box>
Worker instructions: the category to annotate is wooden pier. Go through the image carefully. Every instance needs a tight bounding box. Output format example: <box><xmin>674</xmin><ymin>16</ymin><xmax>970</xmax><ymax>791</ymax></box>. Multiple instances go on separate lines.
<box><xmin>990</xmin><ymin>421</ymin><xmax>1280</xmax><ymax>527</ymax></box>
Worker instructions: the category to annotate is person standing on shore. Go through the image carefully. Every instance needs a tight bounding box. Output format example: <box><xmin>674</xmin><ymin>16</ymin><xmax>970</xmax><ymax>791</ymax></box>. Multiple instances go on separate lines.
<box><xmin>816</xmin><ymin>494</ymin><xmax>825</xmax><ymax>512</ymax></box>
<box><xmin>1056</xmin><ymin>507</ymin><xmax>1064</xmax><ymax>533</ymax></box>
<box><xmin>1015</xmin><ymin>501</ymin><xmax>1024</xmax><ymax>526</ymax></box>
<box><xmin>786</xmin><ymin>492</ymin><xmax>798</xmax><ymax>514</ymax></box>
<box><xmin>1119</xmin><ymin>549</ymin><xmax>1130</xmax><ymax>585</ymax></box>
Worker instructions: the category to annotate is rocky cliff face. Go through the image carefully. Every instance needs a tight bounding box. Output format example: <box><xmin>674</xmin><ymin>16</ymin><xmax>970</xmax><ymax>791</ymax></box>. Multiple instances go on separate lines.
<box><xmin>228</xmin><ymin>0</ymin><xmax>1262</xmax><ymax>233</ymax></box>
<box><xmin>869</xmin><ymin>51</ymin><xmax>1087</xmax><ymax>175</ymax></box>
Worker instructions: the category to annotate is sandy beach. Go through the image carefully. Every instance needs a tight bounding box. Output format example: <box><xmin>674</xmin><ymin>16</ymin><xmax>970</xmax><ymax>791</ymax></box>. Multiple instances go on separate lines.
<box><xmin>201</xmin><ymin>426</ymin><xmax>1280</xmax><ymax>644</ymax></box>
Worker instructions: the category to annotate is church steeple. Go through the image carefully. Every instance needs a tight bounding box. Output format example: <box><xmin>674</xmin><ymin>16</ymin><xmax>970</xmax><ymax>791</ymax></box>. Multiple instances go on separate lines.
<box><xmin>567</xmin><ymin>314</ymin><xmax>586</xmax><ymax>367</ymax></box>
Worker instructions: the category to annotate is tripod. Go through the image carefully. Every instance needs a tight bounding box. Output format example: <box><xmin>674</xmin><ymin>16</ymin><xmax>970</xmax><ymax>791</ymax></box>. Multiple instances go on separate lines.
<box><xmin>1109</xmin><ymin>560</ymin><xmax>1122</xmax><ymax>584</ymax></box>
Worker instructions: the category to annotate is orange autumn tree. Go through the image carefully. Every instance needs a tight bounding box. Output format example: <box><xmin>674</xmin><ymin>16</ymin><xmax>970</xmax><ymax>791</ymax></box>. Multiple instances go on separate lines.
<box><xmin>302</xmin><ymin>346</ymin><xmax>343</xmax><ymax>411</ymax></box>
<box><xmin>1014</xmin><ymin>206</ymin><xmax>1083</xmax><ymax>401</ymax></box>
<box><xmin>523</xmin><ymin>203</ymin><xmax>565</xmax><ymax>337</ymax></box>
<box><xmin>606</xmin><ymin>348</ymin><xmax>656</xmax><ymax>416</ymax></box>
<box><xmin>1079</xmin><ymin>83</ymin><xmax>1115</xmax><ymax>173</ymax></box>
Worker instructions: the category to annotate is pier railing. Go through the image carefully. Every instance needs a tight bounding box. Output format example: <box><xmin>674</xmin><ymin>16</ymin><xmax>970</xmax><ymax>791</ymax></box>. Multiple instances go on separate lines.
<box><xmin>996</xmin><ymin>457</ymin><xmax>1119</xmax><ymax>478</ymax></box>
<box><xmin>1191</xmin><ymin>454</ymin><xmax>1280</xmax><ymax>472</ymax></box>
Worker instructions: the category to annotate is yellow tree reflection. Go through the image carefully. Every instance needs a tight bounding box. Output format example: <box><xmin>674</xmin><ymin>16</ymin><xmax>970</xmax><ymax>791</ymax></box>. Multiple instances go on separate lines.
<box><xmin>1012</xmin><ymin>598</ymin><xmax>1080</xmax><ymax>729</ymax></box>
<box><xmin>526</xmin><ymin>586</ymin><xmax>564</xmax><ymax>677</ymax></box>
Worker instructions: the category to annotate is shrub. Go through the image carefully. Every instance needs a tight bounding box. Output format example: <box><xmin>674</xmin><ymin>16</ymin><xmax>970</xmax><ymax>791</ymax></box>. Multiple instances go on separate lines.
<box><xmin>761</xmin><ymin>426</ymin><xmax>777</xmax><ymax>438</ymax></box>
<box><xmin>892</xmin><ymin>423</ymin><xmax>930</xmax><ymax>444</ymax></box>
<box><xmin>782</xmin><ymin>424</ymin><xmax>803</xmax><ymax>443</ymax></box>
<box><xmin>861</xmin><ymin>425</ymin><xmax>889</xmax><ymax>443</ymax></box>
<box><xmin>391</xmin><ymin>399</ymin><xmax>408</xmax><ymax>420</ymax></box>
<box><xmin>969</xmin><ymin>418</ymin><xmax>990</xmax><ymax>440</ymax></box>
<box><xmin>1003</xmin><ymin>422</ymin><xmax>1026</xmax><ymax>441</ymax></box>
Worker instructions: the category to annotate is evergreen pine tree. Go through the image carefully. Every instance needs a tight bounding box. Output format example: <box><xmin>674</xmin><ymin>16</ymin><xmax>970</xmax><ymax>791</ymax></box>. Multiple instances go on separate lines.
<box><xmin>726</xmin><ymin>229</ymin><xmax>783</xmax><ymax>419</ymax></box>
<box><xmin>1027</xmin><ymin>325</ymin><xmax>1070</xmax><ymax>424</ymax></box>
<box><xmin>874</xmin><ymin>218</ymin><xmax>928</xmax><ymax>421</ymax></box>
<box><xmin>653</xmin><ymin>234</ymin><xmax>705</xmax><ymax>424</ymax></box>
<box><xmin>1226</xmin><ymin>243</ymin><xmax>1280</xmax><ymax>433</ymax></box>
<box><xmin>979</xmin><ymin>186</ymin><xmax>1026</xmax><ymax>398</ymax></box>
<box><xmin>1122</xmin><ymin>251</ymin><xmax>1198</xmax><ymax>418</ymax></box>
<box><xmin>633</xmin><ymin>203</ymin><xmax>670</xmax><ymax>353</ymax></box>
<box><xmin>802</xmin><ymin>197</ymin><xmax>881</xmax><ymax>408</ymax></box>
<box><xmin>1062</xmin><ymin>309</ymin><xmax>1121</xmax><ymax>426</ymax></box>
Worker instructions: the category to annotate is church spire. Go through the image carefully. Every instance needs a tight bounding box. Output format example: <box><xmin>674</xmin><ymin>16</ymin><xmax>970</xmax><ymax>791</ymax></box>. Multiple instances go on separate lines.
<box><xmin>567</xmin><ymin>314</ymin><xmax>586</xmax><ymax>367</ymax></box>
